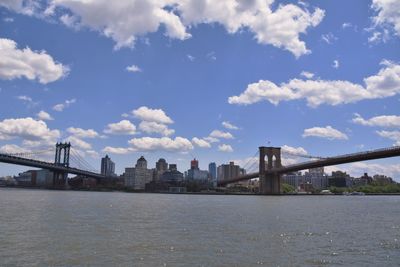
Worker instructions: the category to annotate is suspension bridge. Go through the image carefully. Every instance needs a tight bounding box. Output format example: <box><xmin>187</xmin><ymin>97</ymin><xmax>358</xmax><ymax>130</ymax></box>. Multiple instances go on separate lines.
<box><xmin>218</xmin><ymin>146</ymin><xmax>400</xmax><ymax>194</ymax></box>
<box><xmin>0</xmin><ymin>143</ymin><xmax>106</xmax><ymax>187</ymax></box>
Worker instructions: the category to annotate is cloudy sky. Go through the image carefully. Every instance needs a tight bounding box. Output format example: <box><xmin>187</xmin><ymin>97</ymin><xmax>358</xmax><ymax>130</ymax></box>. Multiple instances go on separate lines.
<box><xmin>0</xmin><ymin>0</ymin><xmax>399</xmax><ymax>180</ymax></box>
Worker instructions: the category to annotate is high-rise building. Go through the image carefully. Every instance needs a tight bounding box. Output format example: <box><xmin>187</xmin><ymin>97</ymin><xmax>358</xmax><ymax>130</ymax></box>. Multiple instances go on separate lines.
<box><xmin>191</xmin><ymin>158</ymin><xmax>199</xmax><ymax>170</ymax></box>
<box><xmin>217</xmin><ymin>162</ymin><xmax>242</xmax><ymax>182</ymax></box>
<box><xmin>101</xmin><ymin>155</ymin><xmax>115</xmax><ymax>176</ymax></box>
<box><xmin>124</xmin><ymin>156</ymin><xmax>153</xmax><ymax>190</ymax></box>
<box><xmin>169</xmin><ymin>164</ymin><xmax>177</xmax><ymax>171</ymax></box>
<box><xmin>208</xmin><ymin>162</ymin><xmax>217</xmax><ymax>179</ymax></box>
<box><xmin>155</xmin><ymin>158</ymin><xmax>168</xmax><ymax>181</ymax></box>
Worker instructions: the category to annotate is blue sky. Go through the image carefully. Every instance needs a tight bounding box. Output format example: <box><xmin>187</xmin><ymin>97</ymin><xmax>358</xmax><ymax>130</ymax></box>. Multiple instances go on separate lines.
<box><xmin>0</xmin><ymin>0</ymin><xmax>400</xmax><ymax>180</ymax></box>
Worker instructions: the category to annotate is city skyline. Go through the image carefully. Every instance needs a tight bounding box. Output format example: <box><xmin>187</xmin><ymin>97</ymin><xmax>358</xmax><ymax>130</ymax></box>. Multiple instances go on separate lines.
<box><xmin>0</xmin><ymin>1</ymin><xmax>400</xmax><ymax>180</ymax></box>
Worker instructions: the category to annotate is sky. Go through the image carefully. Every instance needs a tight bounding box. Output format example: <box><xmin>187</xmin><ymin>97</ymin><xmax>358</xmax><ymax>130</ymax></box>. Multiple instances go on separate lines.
<box><xmin>0</xmin><ymin>0</ymin><xmax>400</xmax><ymax>180</ymax></box>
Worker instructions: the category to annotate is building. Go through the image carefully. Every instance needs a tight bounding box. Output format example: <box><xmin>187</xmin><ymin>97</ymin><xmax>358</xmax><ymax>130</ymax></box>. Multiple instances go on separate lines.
<box><xmin>14</xmin><ymin>169</ymin><xmax>53</xmax><ymax>187</ymax></box>
<box><xmin>101</xmin><ymin>155</ymin><xmax>116</xmax><ymax>176</ymax></box>
<box><xmin>329</xmin><ymin>171</ymin><xmax>352</xmax><ymax>187</ymax></box>
<box><xmin>304</xmin><ymin>167</ymin><xmax>328</xmax><ymax>190</ymax></box>
<box><xmin>191</xmin><ymin>158</ymin><xmax>199</xmax><ymax>170</ymax></box>
<box><xmin>217</xmin><ymin>162</ymin><xmax>243</xmax><ymax>182</ymax></box>
<box><xmin>160</xmin><ymin>167</ymin><xmax>184</xmax><ymax>183</ymax></box>
<box><xmin>155</xmin><ymin>158</ymin><xmax>168</xmax><ymax>181</ymax></box>
<box><xmin>283</xmin><ymin>172</ymin><xmax>304</xmax><ymax>189</ymax></box>
<box><xmin>208</xmin><ymin>162</ymin><xmax>217</xmax><ymax>179</ymax></box>
<box><xmin>124</xmin><ymin>156</ymin><xmax>154</xmax><ymax>190</ymax></box>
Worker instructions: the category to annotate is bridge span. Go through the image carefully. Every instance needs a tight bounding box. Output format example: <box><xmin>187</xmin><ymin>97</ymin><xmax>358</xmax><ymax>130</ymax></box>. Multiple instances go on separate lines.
<box><xmin>218</xmin><ymin>146</ymin><xmax>400</xmax><ymax>194</ymax></box>
<box><xmin>0</xmin><ymin>143</ymin><xmax>106</xmax><ymax>187</ymax></box>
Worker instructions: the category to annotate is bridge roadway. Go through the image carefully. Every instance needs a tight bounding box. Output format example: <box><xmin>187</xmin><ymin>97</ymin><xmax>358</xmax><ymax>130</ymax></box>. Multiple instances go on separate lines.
<box><xmin>218</xmin><ymin>146</ymin><xmax>400</xmax><ymax>186</ymax></box>
<box><xmin>0</xmin><ymin>153</ymin><xmax>105</xmax><ymax>179</ymax></box>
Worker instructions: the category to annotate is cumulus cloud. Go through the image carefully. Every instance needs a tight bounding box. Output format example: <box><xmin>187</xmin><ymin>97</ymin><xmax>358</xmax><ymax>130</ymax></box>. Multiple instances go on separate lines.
<box><xmin>371</xmin><ymin>0</ymin><xmax>400</xmax><ymax>37</ymax></box>
<box><xmin>300</xmin><ymin>71</ymin><xmax>314</xmax><ymax>79</ymax></box>
<box><xmin>0</xmin><ymin>144</ymin><xmax>29</xmax><ymax>154</ymax></box>
<box><xmin>376</xmin><ymin>130</ymin><xmax>400</xmax><ymax>145</ymax></box>
<box><xmin>132</xmin><ymin>106</ymin><xmax>173</xmax><ymax>124</ymax></box>
<box><xmin>104</xmin><ymin>120</ymin><xmax>137</xmax><ymax>135</ymax></box>
<box><xmin>67</xmin><ymin>127</ymin><xmax>99</xmax><ymax>138</ymax></box>
<box><xmin>0</xmin><ymin>117</ymin><xmax>60</xmax><ymax>146</ymax></box>
<box><xmin>126</xmin><ymin>64</ymin><xmax>142</xmax><ymax>73</ymax></box>
<box><xmin>65</xmin><ymin>135</ymin><xmax>92</xmax><ymax>150</ymax></box>
<box><xmin>7</xmin><ymin>0</ymin><xmax>325</xmax><ymax>57</ymax></box>
<box><xmin>102</xmin><ymin>146</ymin><xmax>134</xmax><ymax>155</ymax></box>
<box><xmin>128</xmin><ymin>136</ymin><xmax>193</xmax><ymax>152</ymax></box>
<box><xmin>210</xmin><ymin>130</ymin><xmax>234</xmax><ymax>139</ymax></box>
<box><xmin>228</xmin><ymin>60</ymin><xmax>400</xmax><ymax>107</ymax></box>
<box><xmin>352</xmin><ymin>113</ymin><xmax>400</xmax><ymax>128</ymax></box>
<box><xmin>218</xmin><ymin>144</ymin><xmax>233</xmax><ymax>152</ymax></box>
<box><xmin>332</xmin><ymin>59</ymin><xmax>339</xmax><ymax>69</ymax></box>
<box><xmin>281</xmin><ymin>145</ymin><xmax>308</xmax><ymax>156</ymax></box>
<box><xmin>302</xmin><ymin>126</ymin><xmax>348</xmax><ymax>140</ymax></box>
<box><xmin>53</xmin><ymin>98</ymin><xmax>76</xmax><ymax>112</ymax></box>
<box><xmin>0</xmin><ymin>38</ymin><xmax>68</xmax><ymax>84</ymax></box>
<box><xmin>192</xmin><ymin>137</ymin><xmax>211</xmax><ymax>148</ymax></box>
<box><xmin>222</xmin><ymin>121</ymin><xmax>239</xmax><ymax>130</ymax></box>
<box><xmin>36</xmin><ymin>110</ymin><xmax>53</xmax><ymax>121</ymax></box>
<box><xmin>139</xmin><ymin>121</ymin><xmax>175</xmax><ymax>136</ymax></box>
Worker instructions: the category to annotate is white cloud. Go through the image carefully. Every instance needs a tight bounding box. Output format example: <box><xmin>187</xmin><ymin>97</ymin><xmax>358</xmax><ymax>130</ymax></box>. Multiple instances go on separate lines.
<box><xmin>187</xmin><ymin>54</ymin><xmax>195</xmax><ymax>61</ymax></box>
<box><xmin>67</xmin><ymin>127</ymin><xmax>99</xmax><ymax>138</ymax></box>
<box><xmin>228</xmin><ymin>60</ymin><xmax>400</xmax><ymax>107</ymax></box>
<box><xmin>210</xmin><ymin>130</ymin><xmax>234</xmax><ymax>139</ymax></box>
<box><xmin>376</xmin><ymin>130</ymin><xmax>400</xmax><ymax>145</ymax></box>
<box><xmin>321</xmin><ymin>32</ymin><xmax>337</xmax><ymax>44</ymax></box>
<box><xmin>192</xmin><ymin>137</ymin><xmax>211</xmax><ymax>148</ymax></box>
<box><xmin>300</xmin><ymin>71</ymin><xmax>314</xmax><ymax>79</ymax></box>
<box><xmin>0</xmin><ymin>117</ymin><xmax>60</xmax><ymax>146</ymax></box>
<box><xmin>139</xmin><ymin>121</ymin><xmax>175</xmax><ymax>136</ymax></box>
<box><xmin>342</xmin><ymin>22</ymin><xmax>352</xmax><ymax>29</ymax></box>
<box><xmin>37</xmin><ymin>110</ymin><xmax>53</xmax><ymax>121</ymax></box>
<box><xmin>332</xmin><ymin>59</ymin><xmax>339</xmax><ymax>69</ymax></box>
<box><xmin>17</xmin><ymin>95</ymin><xmax>33</xmax><ymax>102</ymax></box>
<box><xmin>204</xmin><ymin>136</ymin><xmax>220</xmax><ymax>143</ymax></box>
<box><xmin>45</xmin><ymin>0</ymin><xmax>191</xmax><ymax>50</ymax></box>
<box><xmin>352</xmin><ymin>113</ymin><xmax>400</xmax><ymax>128</ymax></box>
<box><xmin>132</xmin><ymin>106</ymin><xmax>173</xmax><ymax>124</ymax></box>
<box><xmin>102</xmin><ymin>146</ymin><xmax>134</xmax><ymax>155</ymax></box>
<box><xmin>302</xmin><ymin>126</ymin><xmax>348</xmax><ymax>140</ymax></box>
<box><xmin>104</xmin><ymin>120</ymin><xmax>137</xmax><ymax>135</ymax></box>
<box><xmin>222</xmin><ymin>121</ymin><xmax>239</xmax><ymax>130</ymax></box>
<box><xmin>371</xmin><ymin>0</ymin><xmax>400</xmax><ymax>37</ymax></box>
<box><xmin>128</xmin><ymin>136</ymin><xmax>193</xmax><ymax>152</ymax></box>
<box><xmin>65</xmin><ymin>135</ymin><xmax>92</xmax><ymax>150</ymax></box>
<box><xmin>218</xmin><ymin>144</ymin><xmax>233</xmax><ymax>152</ymax></box>
<box><xmin>53</xmin><ymin>98</ymin><xmax>76</xmax><ymax>112</ymax></box>
<box><xmin>281</xmin><ymin>145</ymin><xmax>308</xmax><ymax>156</ymax></box>
<box><xmin>10</xmin><ymin>1</ymin><xmax>325</xmax><ymax>57</ymax></box>
<box><xmin>126</xmin><ymin>64</ymin><xmax>142</xmax><ymax>73</ymax></box>
<box><xmin>0</xmin><ymin>38</ymin><xmax>68</xmax><ymax>84</ymax></box>
<box><xmin>0</xmin><ymin>144</ymin><xmax>29</xmax><ymax>154</ymax></box>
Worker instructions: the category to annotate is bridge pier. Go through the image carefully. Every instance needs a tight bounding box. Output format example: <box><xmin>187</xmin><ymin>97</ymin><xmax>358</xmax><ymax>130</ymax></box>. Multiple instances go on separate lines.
<box><xmin>259</xmin><ymin>147</ymin><xmax>282</xmax><ymax>195</ymax></box>
<box><xmin>52</xmin><ymin>143</ymin><xmax>71</xmax><ymax>189</ymax></box>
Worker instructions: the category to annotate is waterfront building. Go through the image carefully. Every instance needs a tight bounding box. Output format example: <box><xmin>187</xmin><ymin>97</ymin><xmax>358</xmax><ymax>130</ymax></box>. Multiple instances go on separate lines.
<box><xmin>169</xmin><ymin>164</ymin><xmax>177</xmax><ymax>171</ymax></box>
<box><xmin>191</xmin><ymin>158</ymin><xmax>199</xmax><ymax>170</ymax></box>
<box><xmin>124</xmin><ymin>156</ymin><xmax>153</xmax><ymax>190</ymax></box>
<box><xmin>283</xmin><ymin>172</ymin><xmax>304</xmax><ymax>189</ymax></box>
<box><xmin>217</xmin><ymin>161</ymin><xmax>242</xmax><ymax>182</ymax></box>
<box><xmin>329</xmin><ymin>171</ymin><xmax>353</xmax><ymax>187</ymax></box>
<box><xmin>208</xmin><ymin>162</ymin><xmax>216</xmax><ymax>179</ymax></box>
<box><xmin>186</xmin><ymin>158</ymin><xmax>209</xmax><ymax>181</ymax></box>
<box><xmin>101</xmin><ymin>155</ymin><xmax>116</xmax><ymax>177</ymax></box>
<box><xmin>160</xmin><ymin>168</ymin><xmax>184</xmax><ymax>183</ymax></box>
<box><xmin>155</xmin><ymin>158</ymin><xmax>168</xmax><ymax>181</ymax></box>
<box><xmin>304</xmin><ymin>167</ymin><xmax>328</xmax><ymax>190</ymax></box>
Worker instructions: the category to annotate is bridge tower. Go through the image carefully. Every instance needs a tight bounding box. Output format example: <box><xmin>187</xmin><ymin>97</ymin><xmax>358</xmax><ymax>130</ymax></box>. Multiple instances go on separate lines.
<box><xmin>53</xmin><ymin>142</ymin><xmax>71</xmax><ymax>187</ymax></box>
<box><xmin>259</xmin><ymin>146</ymin><xmax>282</xmax><ymax>194</ymax></box>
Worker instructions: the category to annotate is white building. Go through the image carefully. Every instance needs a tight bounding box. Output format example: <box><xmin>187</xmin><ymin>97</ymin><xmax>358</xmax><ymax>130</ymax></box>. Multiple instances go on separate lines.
<box><xmin>124</xmin><ymin>156</ymin><xmax>154</xmax><ymax>190</ymax></box>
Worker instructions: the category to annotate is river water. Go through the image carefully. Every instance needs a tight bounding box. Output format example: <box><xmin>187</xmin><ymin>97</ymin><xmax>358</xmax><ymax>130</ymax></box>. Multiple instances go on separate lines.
<box><xmin>0</xmin><ymin>188</ymin><xmax>399</xmax><ymax>266</ymax></box>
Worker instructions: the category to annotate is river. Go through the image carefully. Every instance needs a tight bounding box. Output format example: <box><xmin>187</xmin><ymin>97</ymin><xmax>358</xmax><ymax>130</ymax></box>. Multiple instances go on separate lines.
<box><xmin>0</xmin><ymin>188</ymin><xmax>399</xmax><ymax>266</ymax></box>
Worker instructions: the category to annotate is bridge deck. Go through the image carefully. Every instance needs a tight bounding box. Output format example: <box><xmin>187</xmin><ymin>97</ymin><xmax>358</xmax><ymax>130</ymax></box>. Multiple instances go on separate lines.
<box><xmin>218</xmin><ymin>146</ymin><xmax>400</xmax><ymax>186</ymax></box>
<box><xmin>0</xmin><ymin>153</ymin><xmax>105</xmax><ymax>179</ymax></box>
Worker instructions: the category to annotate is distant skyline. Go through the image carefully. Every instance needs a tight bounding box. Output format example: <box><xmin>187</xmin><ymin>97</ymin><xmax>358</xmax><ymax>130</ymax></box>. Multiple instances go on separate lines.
<box><xmin>0</xmin><ymin>0</ymin><xmax>399</xmax><ymax>180</ymax></box>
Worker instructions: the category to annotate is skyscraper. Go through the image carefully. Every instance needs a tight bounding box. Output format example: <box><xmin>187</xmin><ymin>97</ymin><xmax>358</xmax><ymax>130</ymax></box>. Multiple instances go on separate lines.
<box><xmin>124</xmin><ymin>156</ymin><xmax>153</xmax><ymax>190</ymax></box>
<box><xmin>191</xmin><ymin>158</ymin><xmax>199</xmax><ymax>170</ymax></box>
<box><xmin>155</xmin><ymin>158</ymin><xmax>168</xmax><ymax>181</ymax></box>
<box><xmin>101</xmin><ymin>155</ymin><xmax>115</xmax><ymax>176</ymax></box>
<box><xmin>208</xmin><ymin>162</ymin><xmax>216</xmax><ymax>179</ymax></box>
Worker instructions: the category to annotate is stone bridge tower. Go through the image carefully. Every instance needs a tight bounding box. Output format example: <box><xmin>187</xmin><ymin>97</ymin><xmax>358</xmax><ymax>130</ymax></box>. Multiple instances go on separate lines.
<box><xmin>259</xmin><ymin>147</ymin><xmax>282</xmax><ymax>194</ymax></box>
